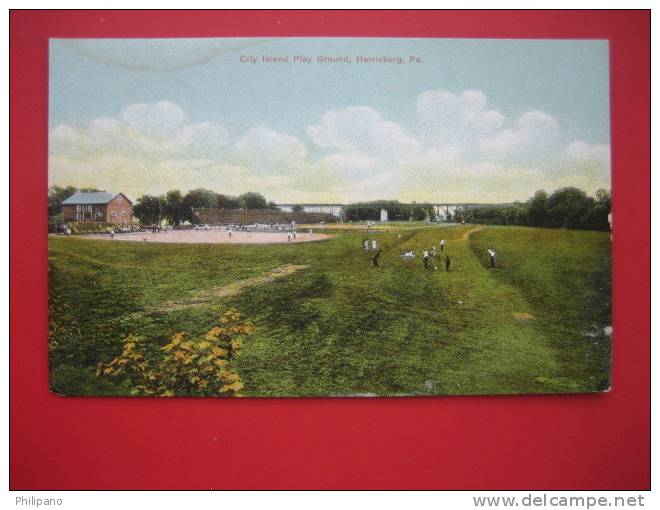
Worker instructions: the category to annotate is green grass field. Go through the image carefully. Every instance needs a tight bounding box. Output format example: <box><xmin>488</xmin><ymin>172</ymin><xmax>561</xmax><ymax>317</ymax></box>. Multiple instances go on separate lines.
<box><xmin>48</xmin><ymin>224</ymin><xmax>611</xmax><ymax>396</ymax></box>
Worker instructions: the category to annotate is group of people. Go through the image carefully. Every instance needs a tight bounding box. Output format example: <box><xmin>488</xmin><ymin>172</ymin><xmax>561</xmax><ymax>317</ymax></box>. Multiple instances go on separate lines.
<box><xmin>422</xmin><ymin>239</ymin><xmax>450</xmax><ymax>271</ymax></box>
<box><xmin>371</xmin><ymin>238</ymin><xmax>452</xmax><ymax>271</ymax></box>
<box><xmin>287</xmin><ymin>231</ymin><xmax>297</xmax><ymax>242</ymax></box>
<box><xmin>369</xmin><ymin>236</ymin><xmax>498</xmax><ymax>271</ymax></box>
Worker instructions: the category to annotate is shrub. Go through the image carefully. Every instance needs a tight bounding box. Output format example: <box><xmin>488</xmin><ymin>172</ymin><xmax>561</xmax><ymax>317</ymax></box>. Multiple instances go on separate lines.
<box><xmin>96</xmin><ymin>309</ymin><xmax>254</xmax><ymax>397</ymax></box>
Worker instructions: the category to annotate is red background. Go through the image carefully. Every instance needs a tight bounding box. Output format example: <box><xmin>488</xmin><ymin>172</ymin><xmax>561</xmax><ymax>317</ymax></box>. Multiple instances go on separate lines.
<box><xmin>10</xmin><ymin>10</ymin><xmax>650</xmax><ymax>490</ymax></box>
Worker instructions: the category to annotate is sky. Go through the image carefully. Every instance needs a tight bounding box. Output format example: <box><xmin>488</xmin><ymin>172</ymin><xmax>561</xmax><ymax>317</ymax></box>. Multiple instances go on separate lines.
<box><xmin>48</xmin><ymin>37</ymin><xmax>611</xmax><ymax>203</ymax></box>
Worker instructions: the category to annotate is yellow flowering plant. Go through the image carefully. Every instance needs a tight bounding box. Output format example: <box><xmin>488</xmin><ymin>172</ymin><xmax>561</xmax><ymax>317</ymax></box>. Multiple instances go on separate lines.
<box><xmin>96</xmin><ymin>309</ymin><xmax>254</xmax><ymax>397</ymax></box>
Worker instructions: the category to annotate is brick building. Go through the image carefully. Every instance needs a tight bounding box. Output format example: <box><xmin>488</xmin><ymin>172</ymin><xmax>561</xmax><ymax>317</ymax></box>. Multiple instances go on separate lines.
<box><xmin>62</xmin><ymin>192</ymin><xmax>133</xmax><ymax>224</ymax></box>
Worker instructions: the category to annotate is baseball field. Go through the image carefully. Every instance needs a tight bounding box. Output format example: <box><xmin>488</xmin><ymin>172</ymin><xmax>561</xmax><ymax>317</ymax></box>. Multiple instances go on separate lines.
<box><xmin>48</xmin><ymin>224</ymin><xmax>611</xmax><ymax>397</ymax></box>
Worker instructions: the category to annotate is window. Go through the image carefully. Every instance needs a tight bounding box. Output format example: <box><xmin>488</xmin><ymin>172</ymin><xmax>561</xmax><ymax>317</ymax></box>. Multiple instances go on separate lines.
<box><xmin>121</xmin><ymin>212</ymin><xmax>126</xmax><ymax>216</ymax></box>
<box><xmin>117</xmin><ymin>195</ymin><xmax>123</xmax><ymax>204</ymax></box>
<box><xmin>111</xmin><ymin>212</ymin><xmax>117</xmax><ymax>217</ymax></box>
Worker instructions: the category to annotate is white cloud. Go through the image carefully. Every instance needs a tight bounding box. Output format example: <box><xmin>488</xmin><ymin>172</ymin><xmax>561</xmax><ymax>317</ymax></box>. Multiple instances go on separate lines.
<box><xmin>560</xmin><ymin>140</ymin><xmax>611</xmax><ymax>186</ymax></box>
<box><xmin>49</xmin><ymin>94</ymin><xmax>611</xmax><ymax>203</ymax></box>
<box><xmin>49</xmin><ymin>124</ymin><xmax>86</xmax><ymax>158</ymax></box>
<box><xmin>49</xmin><ymin>101</ymin><xmax>229</xmax><ymax>161</ymax></box>
<box><xmin>183</xmin><ymin>122</ymin><xmax>230</xmax><ymax>157</ymax></box>
<box><xmin>232</xmin><ymin>126</ymin><xmax>307</xmax><ymax>175</ymax></box>
<box><xmin>416</xmin><ymin>89</ymin><xmax>505</xmax><ymax>150</ymax></box>
<box><xmin>317</xmin><ymin>153</ymin><xmax>379</xmax><ymax>178</ymax></box>
<box><xmin>307</xmin><ymin>106</ymin><xmax>420</xmax><ymax>163</ymax></box>
<box><xmin>120</xmin><ymin>101</ymin><xmax>185</xmax><ymax>138</ymax></box>
<box><xmin>479</xmin><ymin>110</ymin><xmax>560</xmax><ymax>162</ymax></box>
<box><xmin>414</xmin><ymin>146</ymin><xmax>462</xmax><ymax>165</ymax></box>
<box><xmin>565</xmin><ymin>140</ymin><xmax>610</xmax><ymax>166</ymax></box>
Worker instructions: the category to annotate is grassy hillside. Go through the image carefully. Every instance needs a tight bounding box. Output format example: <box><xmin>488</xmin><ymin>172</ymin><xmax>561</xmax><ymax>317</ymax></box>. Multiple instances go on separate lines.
<box><xmin>48</xmin><ymin>225</ymin><xmax>611</xmax><ymax>396</ymax></box>
<box><xmin>469</xmin><ymin>227</ymin><xmax>611</xmax><ymax>391</ymax></box>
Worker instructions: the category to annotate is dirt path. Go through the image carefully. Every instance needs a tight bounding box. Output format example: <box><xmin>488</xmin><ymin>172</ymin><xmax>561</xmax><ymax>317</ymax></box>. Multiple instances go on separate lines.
<box><xmin>462</xmin><ymin>225</ymin><xmax>485</xmax><ymax>241</ymax></box>
<box><xmin>147</xmin><ymin>264</ymin><xmax>308</xmax><ymax>313</ymax></box>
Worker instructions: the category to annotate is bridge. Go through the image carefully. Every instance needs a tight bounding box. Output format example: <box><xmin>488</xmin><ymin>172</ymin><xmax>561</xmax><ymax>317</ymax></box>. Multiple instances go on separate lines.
<box><xmin>276</xmin><ymin>203</ymin><xmax>514</xmax><ymax>219</ymax></box>
<box><xmin>276</xmin><ymin>204</ymin><xmax>345</xmax><ymax>217</ymax></box>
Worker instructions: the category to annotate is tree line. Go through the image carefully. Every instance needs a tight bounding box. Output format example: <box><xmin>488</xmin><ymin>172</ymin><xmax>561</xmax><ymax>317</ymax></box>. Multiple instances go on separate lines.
<box><xmin>47</xmin><ymin>186</ymin><xmax>279</xmax><ymax>227</ymax></box>
<box><xmin>48</xmin><ymin>184</ymin><xmax>611</xmax><ymax>231</ymax></box>
<box><xmin>344</xmin><ymin>200</ymin><xmax>436</xmax><ymax>222</ymax></box>
<box><xmin>453</xmin><ymin>187</ymin><xmax>611</xmax><ymax>231</ymax></box>
<box><xmin>131</xmin><ymin>189</ymin><xmax>279</xmax><ymax>226</ymax></box>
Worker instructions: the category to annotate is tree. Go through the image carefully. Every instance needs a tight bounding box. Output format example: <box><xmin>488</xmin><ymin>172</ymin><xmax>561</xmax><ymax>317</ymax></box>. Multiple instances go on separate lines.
<box><xmin>183</xmin><ymin>188</ymin><xmax>219</xmax><ymax>223</ymax></box>
<box><xmin>132</xmin><ymin>195</ymin><xmax>162</xmax><ymax>225</ymax></box>
<box><xmin>527</xmin><ymin>189</ymin><xmax>548</xmax><ymax>227</ymax></box>
<box><xmin>217</xmin><ymin>194</ymin><xmax>241</xmax><ymax>210</ymax></box>
<box><xmin>48</xmin><ymin>185</ymin><xmax>78</xmax><ymax>217</ymax></box>
<box><xmin>584</xmin><ymin>188</ymin><xmax>611</xmax><ymax>231</ymax></box>
<box><xmin>546</xmin><ymin>187</ymin><xmax>594</xmax><ymax>229</ymax></box>
<box><xmin>184</xmin><ymin>188</ymin><xmax>219</xmax><ymax>209</ymax></box>
<box><xmin>449</xmin><ymin>187</ymin><xmax>609</xmax><ymax>231</ymax></box>
<box><xmin>162</xmin><ymin>190</ymin><xmax>185</xmax><ymax>226</ymax></box>
<box><xmin>595</xmin><ymin>188</ymin><xmax>611</xmax><ymax>209</ymax></box>
<box><xmin>343</xmin><ymin>200</ymin><xmax>434</xmax><ymax>222</ymax></box>
<box><xmin>238</xmin><ymin>192</ymin><xmax>268</xmax><ymax>209</ymax></box>
<box><xmin>48</xmin><ymin>185</ymin><xmax>78</xmax><ymax>231</ymax></box>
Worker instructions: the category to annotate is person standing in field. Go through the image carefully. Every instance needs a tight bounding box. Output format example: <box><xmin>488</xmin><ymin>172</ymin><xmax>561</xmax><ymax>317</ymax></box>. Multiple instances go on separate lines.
<box><xmin>440</xmin><ymin>239</ymin><xmax>445</xmax><ymax>252</ymax></box>
<box><xmin>372</xmin><ymin>250</ymin><xmax>382</xmax><ymax>267</ymax></box>
<box><xmin>372</xmin><ymin>239</ymin><xmax>377</xmax><ymax>250</ymax></box>
<box><xmin>431</xmin><ymin>245</ymin><xmax>437</xmax><ymax>258</ymax></box>
<box><xmin>423</xmin><ymin>249</ymin><xmax>429</xmax><ymax>269</ymax></box>
<box><xmin>445</xmin><ymin>255</ymin><xmax>451</xmax><ymax>272</ymax></box>
<box><xmin>488</xmin><ymin>249</ymin><xmax>496</xmax><ymax>268</ymax></box>
<box><xmin>364</xmin><ymin>239</ymin><xmax>369</xmax><ymax>251</ymax></box>
<box><xmin>288</xmin><ymin>233</ymin><xmax>291</xmax><ymax>242</ymax></box>
<box><xmin>293</xmin><ymin>231</ymin><xmax>296</xmax><ymax>240</ymax></box>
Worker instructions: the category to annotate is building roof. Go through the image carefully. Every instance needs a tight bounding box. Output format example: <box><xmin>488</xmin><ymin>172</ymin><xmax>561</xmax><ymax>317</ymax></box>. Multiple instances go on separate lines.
<box><xmin>62</xmin><ymin>192</ymin><xmax>127</xmax><ymax>205</ymax></box>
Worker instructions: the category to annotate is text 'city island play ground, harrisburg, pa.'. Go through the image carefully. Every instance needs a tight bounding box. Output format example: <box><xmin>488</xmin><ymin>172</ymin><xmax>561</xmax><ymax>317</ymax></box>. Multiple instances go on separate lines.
<box><xmin>238</xmin><ymin>54</ymin><xmax>423</xmax><ymax>64</ymax></box>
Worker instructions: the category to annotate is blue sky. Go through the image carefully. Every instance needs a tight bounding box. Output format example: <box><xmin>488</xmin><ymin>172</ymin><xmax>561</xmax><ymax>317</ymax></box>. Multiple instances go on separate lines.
<box><xmin>49</xmin><ymin>37</ymin><xmax>611</xmax><ymax>203</ymax></box>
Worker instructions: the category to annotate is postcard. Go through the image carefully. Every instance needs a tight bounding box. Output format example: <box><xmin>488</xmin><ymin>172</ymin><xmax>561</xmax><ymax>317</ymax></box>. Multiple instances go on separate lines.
<box><xmin>48</xmin><ymin>38</ymin><xmax>611</xmax><ymax>397</ymax></box>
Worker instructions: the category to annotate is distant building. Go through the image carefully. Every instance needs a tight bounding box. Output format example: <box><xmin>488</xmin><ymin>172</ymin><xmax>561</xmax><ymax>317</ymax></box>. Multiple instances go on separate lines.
<box><xmin>62</xmin><ymin>192</ymin><xmax>133</xmax><ymax>224</ymax></box>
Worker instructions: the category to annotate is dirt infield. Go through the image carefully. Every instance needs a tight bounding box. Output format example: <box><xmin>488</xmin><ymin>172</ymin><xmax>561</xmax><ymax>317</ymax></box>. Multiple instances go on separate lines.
<box><xmin>83</xmin><ymin>230</ymin><xmax>333</xmax><ymax>244</ymax></box>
